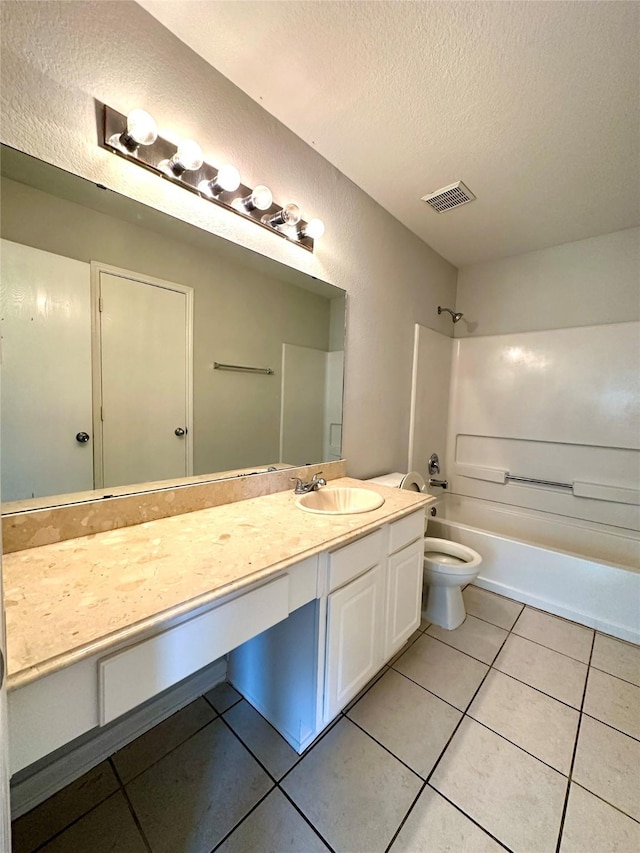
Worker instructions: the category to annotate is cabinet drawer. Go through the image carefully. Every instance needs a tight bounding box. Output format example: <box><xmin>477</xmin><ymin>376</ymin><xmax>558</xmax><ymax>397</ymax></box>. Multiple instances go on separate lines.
<box><xmin>328</xmin><ymin>529</ymin><xmax>383</xmax><ymax>592</ymax></box>
<box><xmin>388</xmin><ymin>510</ymin><xmax>424</xmax><ymax>555</ymax></box>
<box><xmin>99</xmin><ymin>575</ymin><xmax>289</xmax><ymax>724</ymax></box>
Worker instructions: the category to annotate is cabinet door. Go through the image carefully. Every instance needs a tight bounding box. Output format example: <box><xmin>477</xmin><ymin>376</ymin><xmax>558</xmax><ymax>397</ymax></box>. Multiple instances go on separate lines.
<box><xmin>324</xmin><ymin>564</ymin><xmax>384</xmax><ymax>722</ymax></box>
<box><xmin>385</xmin><ymin>539</ymin><xmax>424</xmax><ymax>659</ymax></box>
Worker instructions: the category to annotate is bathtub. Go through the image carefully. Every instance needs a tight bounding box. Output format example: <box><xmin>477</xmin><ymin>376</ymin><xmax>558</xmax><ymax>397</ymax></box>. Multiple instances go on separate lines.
<box><xmin>427</xmin><ymin>495</ymin><xmax>640</xmax><ymax>644</ymax></box>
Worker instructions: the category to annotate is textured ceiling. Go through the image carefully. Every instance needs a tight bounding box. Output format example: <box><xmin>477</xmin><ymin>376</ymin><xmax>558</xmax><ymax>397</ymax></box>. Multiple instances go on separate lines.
<box><xmin>137</xmin><ymin>0</ymin><xmax>639</xmax><ymax>267</ymax></box>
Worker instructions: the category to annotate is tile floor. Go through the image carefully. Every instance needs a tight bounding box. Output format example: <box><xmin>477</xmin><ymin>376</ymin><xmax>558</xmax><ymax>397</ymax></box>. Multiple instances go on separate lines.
<box><xmin>12</xmin><ymin>586</ymin><xmax>640</xmax><ymax>852</ymax></box>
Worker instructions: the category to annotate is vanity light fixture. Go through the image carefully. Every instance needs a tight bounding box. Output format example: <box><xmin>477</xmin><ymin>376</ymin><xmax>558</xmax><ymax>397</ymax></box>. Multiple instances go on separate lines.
<box><xmin>101</xmin><ymin>104</ymin><xmax>323</xmax><ymax>251</ymax></box>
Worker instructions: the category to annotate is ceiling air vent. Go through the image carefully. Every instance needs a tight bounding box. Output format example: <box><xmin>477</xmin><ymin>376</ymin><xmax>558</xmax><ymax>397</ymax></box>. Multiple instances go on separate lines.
<box><xmin>421</xmin><ymin>181</ymin><xmax>476</xmax><ymax>213</ymax></box>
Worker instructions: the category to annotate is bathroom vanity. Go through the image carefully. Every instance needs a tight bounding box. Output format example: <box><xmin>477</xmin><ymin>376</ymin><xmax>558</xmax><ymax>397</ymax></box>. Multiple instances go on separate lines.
<box><xmin>4</xmin><ymin>478</ymin><xmax>431</xmax><ymax>785</ymax></box>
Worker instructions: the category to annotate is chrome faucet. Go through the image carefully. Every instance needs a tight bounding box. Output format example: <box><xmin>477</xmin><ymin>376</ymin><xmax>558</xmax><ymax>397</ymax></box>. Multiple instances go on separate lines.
<box><xmin>291</xmin><ymin>472</ymin><xmax>326</xmax><ymax>494</ymax></box>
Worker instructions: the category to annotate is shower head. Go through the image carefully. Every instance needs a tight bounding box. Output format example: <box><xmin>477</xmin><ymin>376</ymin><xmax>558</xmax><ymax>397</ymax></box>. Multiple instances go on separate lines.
<box><xmin>438</xmin><ymin>306</ymin><xmax>463</xmax><ymax>323</ymax></box>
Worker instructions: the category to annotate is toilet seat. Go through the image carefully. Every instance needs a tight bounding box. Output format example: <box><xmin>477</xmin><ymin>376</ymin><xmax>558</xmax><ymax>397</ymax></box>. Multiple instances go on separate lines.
<box><xmin>423</xmin><ymin>537</ymin><xmax>482</xmax><ymax>574</ymax></box>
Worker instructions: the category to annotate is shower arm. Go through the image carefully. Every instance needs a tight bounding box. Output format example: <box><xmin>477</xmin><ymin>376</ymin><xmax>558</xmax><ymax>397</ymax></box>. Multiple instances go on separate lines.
<box><xmin>437</xmin><ymin>306</ymin><xmax>463</xmax><ymax>323</ymax></box>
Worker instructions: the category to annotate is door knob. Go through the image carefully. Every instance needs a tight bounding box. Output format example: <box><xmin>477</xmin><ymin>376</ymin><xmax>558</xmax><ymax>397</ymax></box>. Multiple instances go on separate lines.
<box><xmin>75</xmin><ymin>432</ymin><xmax>90</xmax><ymax>443</ymax></box>
<box><xmin>174</xmin><ymin>427</ymin><xmax>186</xmax><ymax>437</ymax></box>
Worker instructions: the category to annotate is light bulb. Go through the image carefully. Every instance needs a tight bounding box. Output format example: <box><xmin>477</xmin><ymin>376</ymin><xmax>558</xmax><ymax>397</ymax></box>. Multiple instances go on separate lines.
<box><xmin>164</xmin><ymin>139</ymin><xmax>204</xmax><ymax>176</ymax></box>
<box><xmin>299</xmin><ymin>218</ymin><xmax>325</xmax><ymax>240</ymax></box>
<box><xmin>198</xmin><ymin>164</ymin><xmax>241</xmax><ymax>197</ymax></box>
<box><xmin>109</xmin><ymin>108</ymin><xmax>158</xmax><ymax>153</ymax></box>
<box><xmin>265</xmin><ymin>202</ymin><xmax>301</xmax><ymax>228</ymax></box>
<box><xmin>238</xmin><ymin>185</ymin><xmax>273</xmax><ymax>212</ymax></box>
<box><xmin>216</xmin><ymin>164</ymin><xmax>241</xmax><ymax>192</ymax></box>
<box><xmin>126</xmin><ymin>109</ymin><xmax>158</xmax><ymax>146</ymax></box>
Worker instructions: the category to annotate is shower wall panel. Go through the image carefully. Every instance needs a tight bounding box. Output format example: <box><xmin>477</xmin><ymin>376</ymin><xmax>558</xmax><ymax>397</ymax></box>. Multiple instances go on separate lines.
<box><xmin>446</xmin><ymin>321</ymin><xmax>640</xmax><ymax>532</ymax></box>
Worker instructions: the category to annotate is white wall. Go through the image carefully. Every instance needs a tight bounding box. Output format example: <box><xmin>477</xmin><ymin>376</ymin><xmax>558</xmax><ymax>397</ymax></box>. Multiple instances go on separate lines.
<box><xmin>0</xmin><ymin>0</ymin><xmax>458</xmax><ymax>478</ymax></box>
<box><xmin>455</xmin><ymin>227</ymin><xmax>640</xmax><ymax>337</ymax></box>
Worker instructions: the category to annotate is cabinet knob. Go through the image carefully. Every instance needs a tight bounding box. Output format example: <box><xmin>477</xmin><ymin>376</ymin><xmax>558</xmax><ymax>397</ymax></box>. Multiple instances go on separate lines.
<box><xmin>75</xmin><ymin>432</ymin><xmax>90</xmax><ymax>443</ymax></box>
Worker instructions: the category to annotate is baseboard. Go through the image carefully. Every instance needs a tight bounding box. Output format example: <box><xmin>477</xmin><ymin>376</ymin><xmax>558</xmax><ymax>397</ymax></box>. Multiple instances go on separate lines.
<box><xmin>10</xmin><ymin>658</ymin><xmax>226</xmax><ymax>820</ymax></box>
<box><xmin>475</xmin><ymin>577</ymin><xmax>640</xmax><ymax>645</ymax></box>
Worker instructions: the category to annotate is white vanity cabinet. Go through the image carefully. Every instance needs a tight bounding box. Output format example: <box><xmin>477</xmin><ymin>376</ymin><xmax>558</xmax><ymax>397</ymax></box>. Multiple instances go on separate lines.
<box><xmin>229</xmin><ymin>509</ymin><xmax>425</xmax><ymax>752</ymax></box>
<box><xmin>324</xmin><ymin>533</ymin><xmax>385</xmax><ymax>721</ymax></box>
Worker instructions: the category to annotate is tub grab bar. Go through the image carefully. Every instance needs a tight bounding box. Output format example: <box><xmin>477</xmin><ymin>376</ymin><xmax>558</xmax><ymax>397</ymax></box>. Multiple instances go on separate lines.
<box><xmin>455</xmin><ymin>464</ymin><xmax>639</xmax><ymax>504</ymax></box>
<box><xmin>505</xmin><ymin>474</ymin><xmax>573</xmax><ymax>490</ymax></box>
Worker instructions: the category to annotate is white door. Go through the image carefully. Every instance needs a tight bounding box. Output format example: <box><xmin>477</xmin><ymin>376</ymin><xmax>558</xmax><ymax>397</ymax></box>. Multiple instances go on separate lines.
<box><xmin>324</xmin><ymin>564</ymin><xmax>384</xmax><ymax>721</ymax></box>
<box><xmin>96</xmin><ymin>267</ymin><xmax>193</xmax><ymax>489</ymax></box>
<box><xmin>0</xmin><ymin>239</ymin><xmax>93</xmax><ymax>502</ymax></box>
<box><xmin>384</xmin><ymin>540</ymin><xmax>424</xmax><ymax>658</ymax></box>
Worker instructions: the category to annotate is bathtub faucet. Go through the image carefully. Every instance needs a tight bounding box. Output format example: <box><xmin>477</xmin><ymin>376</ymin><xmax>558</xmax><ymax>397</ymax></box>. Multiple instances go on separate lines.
<box><xmin>429</xmin><ymin>478</ymin><xmax>448</xmax><ymax>489</ymax></box>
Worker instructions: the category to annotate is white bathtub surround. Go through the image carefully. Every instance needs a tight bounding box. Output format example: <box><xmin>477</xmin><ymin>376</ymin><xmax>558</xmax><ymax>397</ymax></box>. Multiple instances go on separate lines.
<box><xmin>446</xmin><ymin>321</ymin><xmax>640</xmax><ymax>533</ymax></box>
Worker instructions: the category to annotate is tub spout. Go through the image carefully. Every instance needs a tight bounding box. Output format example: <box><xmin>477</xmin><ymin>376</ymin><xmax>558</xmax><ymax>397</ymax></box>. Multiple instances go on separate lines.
<box><xmin>429</xmin><ymin>478</ymin><xmax>448</xmax><ymax>489</ymax></box>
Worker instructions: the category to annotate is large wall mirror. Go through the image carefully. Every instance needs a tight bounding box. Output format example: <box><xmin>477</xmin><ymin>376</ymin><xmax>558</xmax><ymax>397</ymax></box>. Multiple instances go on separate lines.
<box><xmin>0</xmin><ymin>145</ymin><xmax>346</xmax><ymax>510</ymax></box>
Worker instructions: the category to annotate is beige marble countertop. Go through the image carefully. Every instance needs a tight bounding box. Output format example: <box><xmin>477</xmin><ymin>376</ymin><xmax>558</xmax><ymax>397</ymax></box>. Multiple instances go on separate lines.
<box><xmin>4</xmin><ymin>478</ymin><xmax>432</xmax><ymax>691</ymax></box>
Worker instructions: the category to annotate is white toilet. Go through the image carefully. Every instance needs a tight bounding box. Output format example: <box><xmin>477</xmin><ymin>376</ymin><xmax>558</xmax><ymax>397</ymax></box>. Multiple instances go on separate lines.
<box><xmin>423</xmin><ymin>537</ymin><xmax>482</xmax><ymax>630</ymax></box>
<box><xmin>367</xmin><ymin>471</ymin><xmax>483</xmax><ymax>630</ymax></box>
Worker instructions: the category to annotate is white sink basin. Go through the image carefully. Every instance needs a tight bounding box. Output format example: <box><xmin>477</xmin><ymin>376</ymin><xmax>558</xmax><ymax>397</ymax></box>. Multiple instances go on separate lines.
<box><xmin>296</xmin><ymin>487</ymin><xmax>385</xmax><ymax>515</ymax></box>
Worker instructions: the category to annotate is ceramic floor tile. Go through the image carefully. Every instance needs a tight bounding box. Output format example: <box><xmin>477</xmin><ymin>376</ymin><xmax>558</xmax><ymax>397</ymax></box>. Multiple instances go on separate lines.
<box><xmin>494</xmin><ymin>634</ymin><xmax>587</xmax><ymax>708</ymax></box>
<box><xmin>572</xmin><ymin>715</ymin><xmax>640</xmax><ymax>821</ymax></box>
<box><xmin>468</xmin><ymin>669</ymin><xmax>579</xmax><ymax>774</ymax></box>
<box><xmin>217</xmin><ymin>788</ymin><xmax>330</xmax><ymax>853</ymax></box>
<box><xmin>126</xmin><ymin>718</ymin><xmax>273</xmax><ymax>853</ymax></box>
<box><xmin>431</xmin><ymin>717</ymin><xmax>566</xmax><ymax>853</ymax></box>
<box><xmin>223</xmin><ymin>699</ymin><xmax>299</xmax><ymax>780</ymax></box>
<box><xmin>513</xmin><ymin>607</ymin><xmax>593</xmax><ymax>662</ymax></box>
<box><xmin>393</xmin><ymin>634</ymin><xmax>489</xmax><ymax>711</ymax></box>
<box><xmin>583</xmin><ymin>668</ymin><xmax>640</xmax><ymax>741</ymax></box>
<box><xmin>560</xmin><ymin>783</ymin><xmax>640</xmax><ymax>853</ymax></box>
<box><xmin>204</xmin><ymin>681</ymin><xmax>242</xmax><ymax>713</ymax></box>
<box><xmin>591</xmin><ymin>633</ymin><xmax>640</xmax><ymax>687</ymax></box>
<box><xmin>39</xmin><ymin>792</ymin><xmax>147</xmax><ymax>853</ymax></box>
<box><xmin>347</xmin><ymin>668</ymin><xmax>461</xmax><ymax>778</ymax></box>
<box><xmin>112</xmin><ymin>697</ymin><xmax>217</xmax><ymax>783</ymax></box>
<box><xmin>12</xmin><ymin>762</ymin><xmax>120</xmax><ymax>853</ymax></box>
<box><xmin>390</xmin><ymin>785</ymin><xmax>505</xmax><ymax>853</ymax></box>
<box><xmin>426</xmin><ymin>615</ymin><xmax>508</xmax><ymax>664</ymax></box>
<box><xmin>281</xmin><ymin>717</ymin><xmax>421</xmax><ymax>853</ymax></box>
<box><xmin>462</xmin><ymin>585</ymin><xmax>524</xmax><ymax>630</ymax></box>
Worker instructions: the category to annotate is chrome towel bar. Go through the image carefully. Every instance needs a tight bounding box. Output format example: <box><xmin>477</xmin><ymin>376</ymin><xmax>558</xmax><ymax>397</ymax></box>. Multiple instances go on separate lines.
<box><xmin>213</xmin><ymin>362</ymin><xmax>274</xmax><ymax>375</ymax></box>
